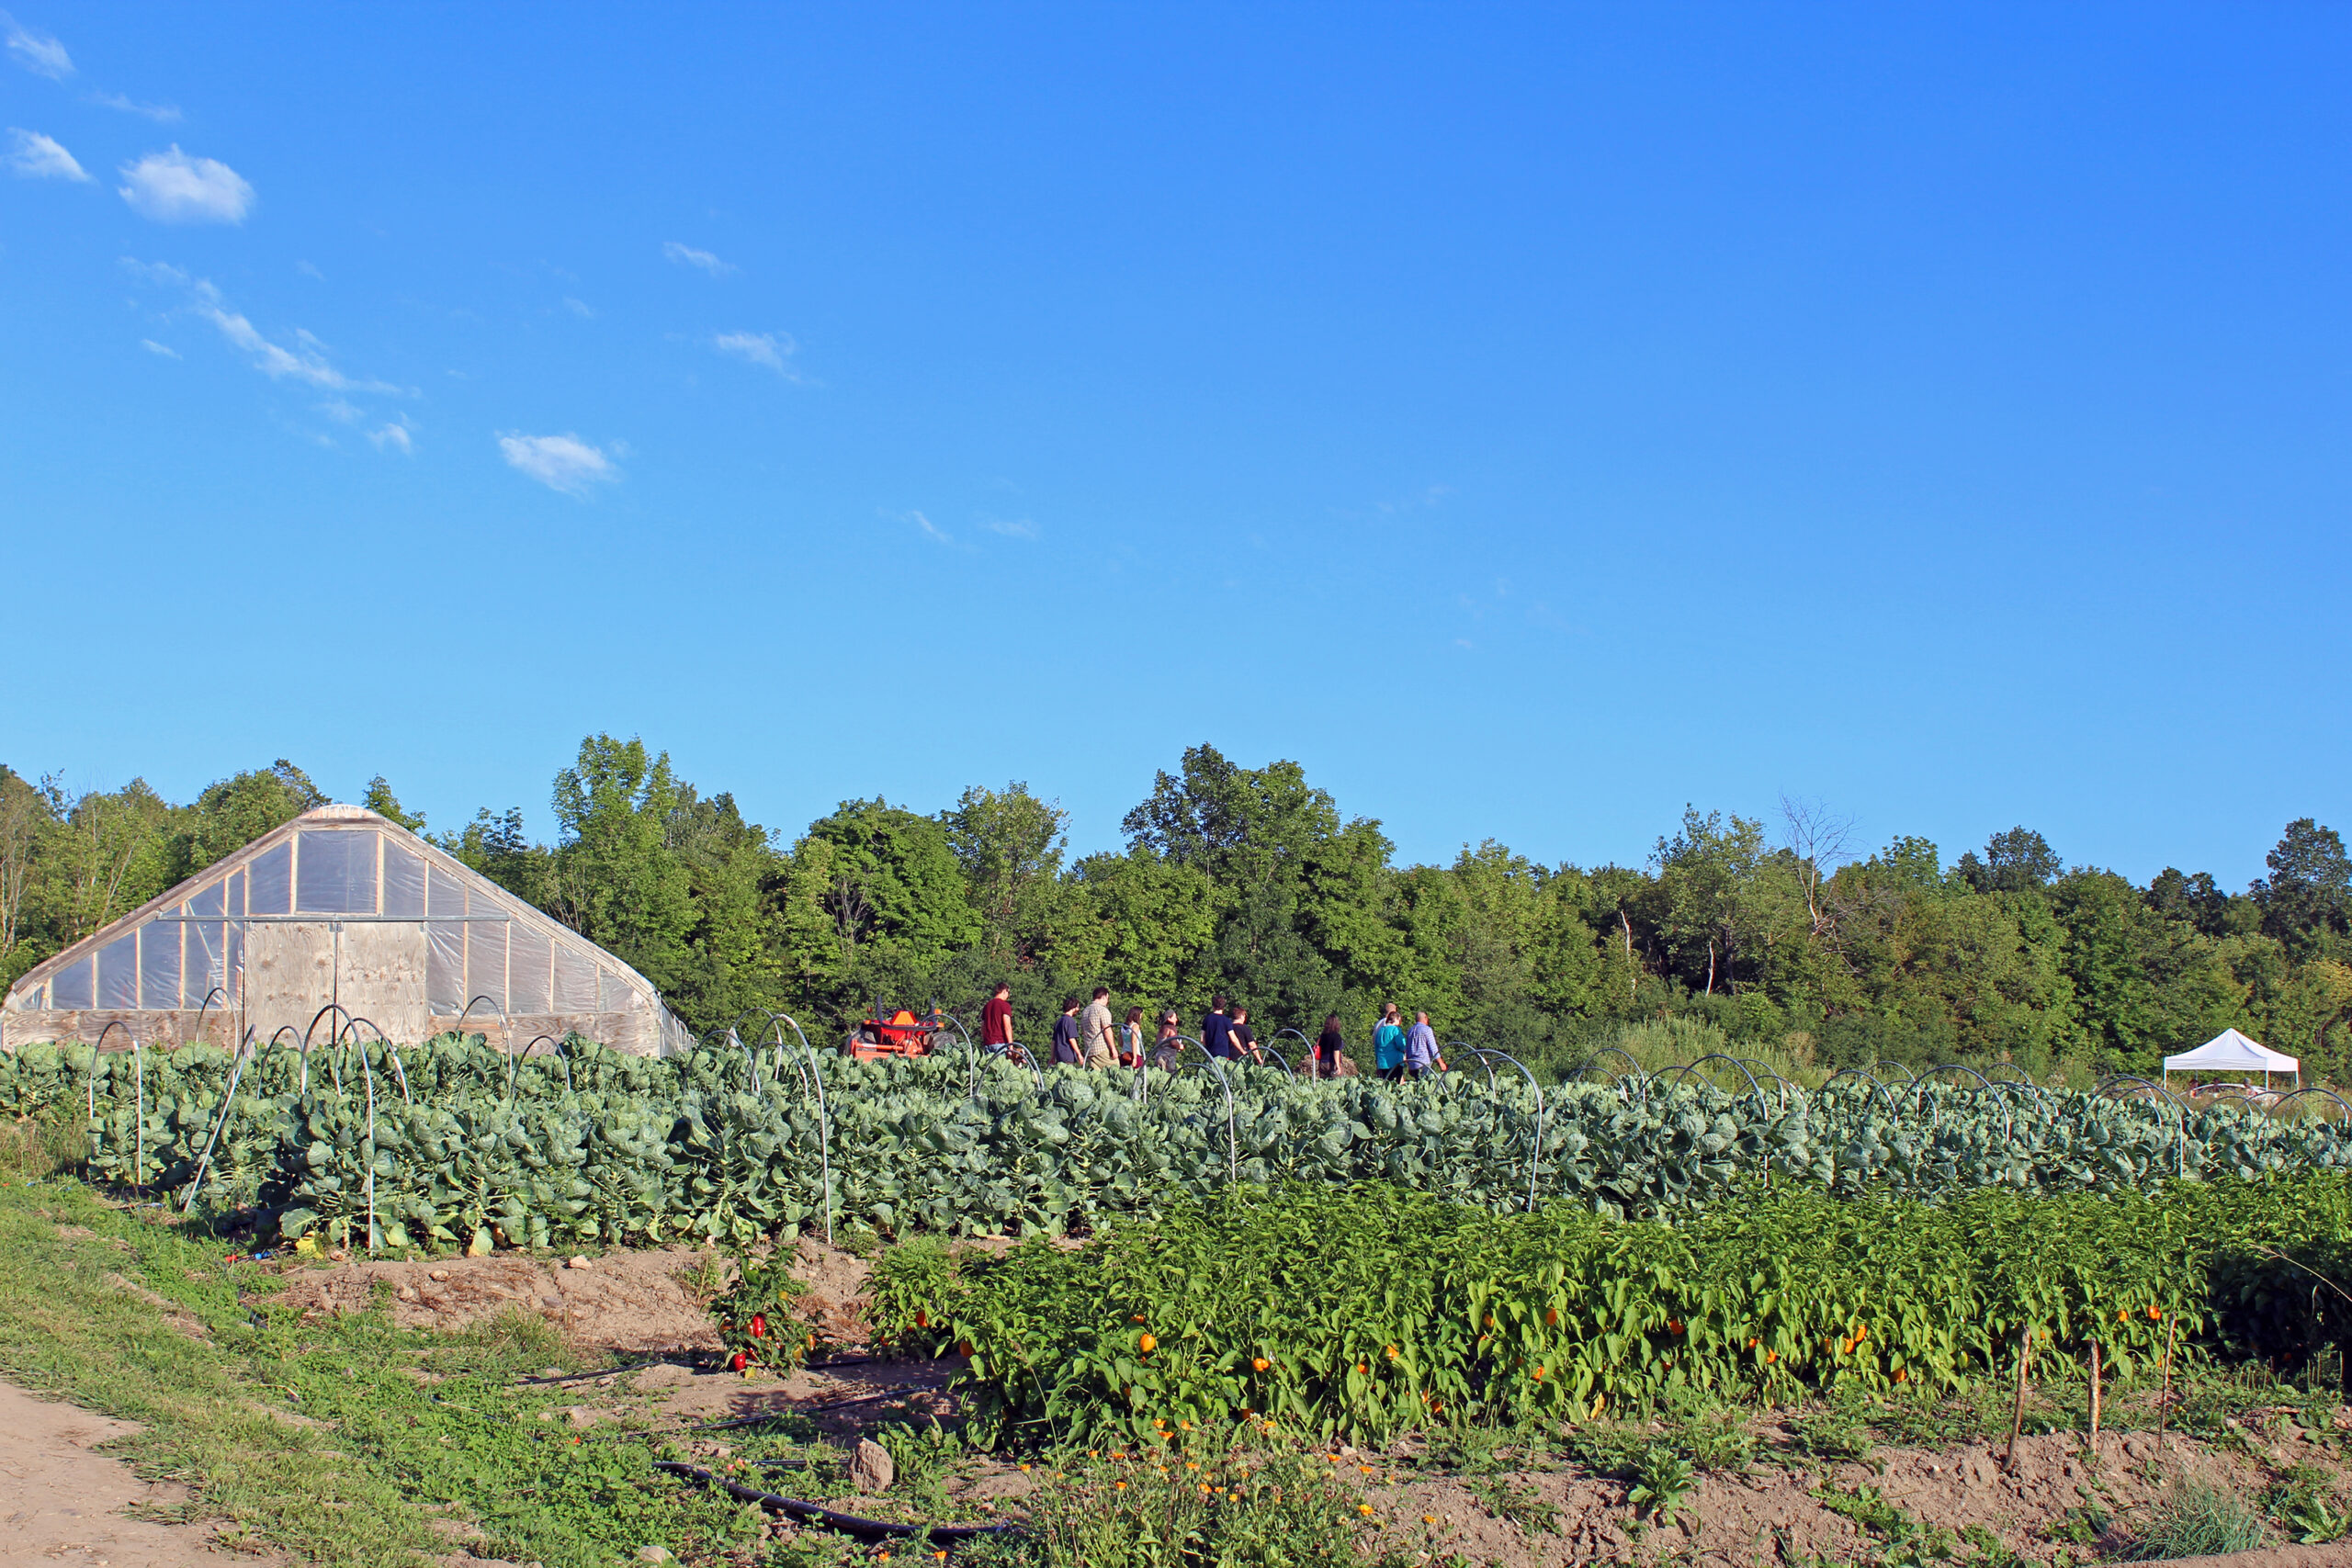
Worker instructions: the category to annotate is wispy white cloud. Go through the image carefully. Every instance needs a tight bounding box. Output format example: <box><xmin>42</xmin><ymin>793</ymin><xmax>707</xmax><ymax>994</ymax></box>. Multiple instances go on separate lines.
<box><xmin>88</xmin><ymin>90</ymin><xmax>179</xmax><ymax>122</ymax></box>
<box><xmin>499</xmin><ymin>432</ymin><xmax>618</xmax><ymax>496</ymax></box>
<box><xmin>662</xmin><ymin>241</ymin><xmax>735</xmax><ymax>277</ymax></box>
<box><xmin>2</xmin><ymin>13</ymin><xmax>70</xmax><ymax>78</ymax></box>
<box><xmin>319</xmin><ymin>397</ymin><xmax>363</xmax><ymax>424</ymax></box>
<box><xmin>139</xmin><ymin>338</ymin><xmax>177</xmax><ymax>358</ymax></box>
<box><xmin>562</xmin><ymin>296</ymin><xmax>594</xmax><ymax>318</ymax></box>
<box><xmin>710</xmin><ymin>330</ymin><xmax>799</xmax><ymax>376</ymax></box>
<box><xmin>369</xmin><ymin>415</ymin><xmax>414</xmax><ymax>455</ymax></box>
<box><xmin>981</xmin><ymin>516</ymin><xmax>1040</xmax><ymax>540</ymax></box>
<box><xmin>5</xmin><ymin>127</ymin><xmax>85</xmax><ymax>180</ymax></box>
<box><xmin>887</xmin><ymin>508</ymin><xmax>953</xmax><ymax>545</ymax></box>
<box><xmin>295</xmin><ymin>258</ymin><xmax>325</xmax><ymax>280</ymax></box>
<box><xmin>119</xmin><ymin>145</ymin><xmax>254</xmax><ymax>224</ymax></box>
<box><xmin>121</xmin><ymin>258</ymin><xmax>406</xmax><ymax>393</ymax></box>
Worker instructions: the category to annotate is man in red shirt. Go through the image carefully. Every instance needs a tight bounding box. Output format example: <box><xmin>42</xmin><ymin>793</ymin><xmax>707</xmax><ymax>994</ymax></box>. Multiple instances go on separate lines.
<box><xmin>980</xmin><ymin>982</ymin><xmax>1016</xmax><ymax>1058</ymax></box>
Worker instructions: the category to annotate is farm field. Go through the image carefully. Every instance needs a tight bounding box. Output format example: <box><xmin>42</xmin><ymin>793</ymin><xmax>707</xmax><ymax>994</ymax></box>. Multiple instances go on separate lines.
<box><xmin>6</xmin><ymin>1036</ymin><xmax>2352</xmax><ymax>1566</ymax></box>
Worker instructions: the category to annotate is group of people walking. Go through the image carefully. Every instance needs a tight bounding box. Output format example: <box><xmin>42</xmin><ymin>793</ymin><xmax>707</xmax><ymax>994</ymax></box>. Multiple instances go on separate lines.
<box><xmin>976</xmin><ymin>983</ymin><xmax>1450</xmax><ymax>1080</ymax></box>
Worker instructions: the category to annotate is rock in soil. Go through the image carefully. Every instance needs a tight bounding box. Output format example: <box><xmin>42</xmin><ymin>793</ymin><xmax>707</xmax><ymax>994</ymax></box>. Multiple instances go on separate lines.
<box><xmin>849</xmin><ymin>1437</ymin><xmax>895</xmax><ymax>1494</ymax></box>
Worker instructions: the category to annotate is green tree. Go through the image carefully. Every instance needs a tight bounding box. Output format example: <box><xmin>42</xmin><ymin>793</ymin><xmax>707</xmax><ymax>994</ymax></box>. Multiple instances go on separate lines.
<box><xmin>2254</xmin><ymin>818</ymin><xmax>2350</xmax><ymax>959</ymax></box>
<box><xmin>1955</xmin><ymin>827</ymin><xmax>2063</xmax><ymax>895</ymax></box>
<box><xmin>944</xmin><ymin>783</ymin><xmax>1069</xmax><ymax>970</ymax></box>
<box><xmin>169</xmin><ymin>760</ymin><xmax>325</xmax><ymax>879</ymax></box>
<box><xmin>1648</xmin><ymin>807</ymin><xmax>1769</xmax><ymax>996</ymax></box>
<box><xmin>546</xmin><ymin>736</ymin><xmax>695</xmax><ymax>996</ymax></box>
<box><xmin>800</xmin><ymin>798</ymin><xmax>979</xmax><ymax>959</ymax></box>
<box><xmin>45</xmin><ymin>777</ymin><xmax>175</xmax><ymax>944</ymax></box>
<box><xmin>362</xmin><ymin>775</ymin><xmax>426</xmax><ymax>832</ymax></box>
<box><xmin>660</xmin><ymin>786</ymin><xmax>786</xmax><ymax>1032</ymax></box>
<box><xmin>2049</xmin><ymin>869</ymin><xmax>2245</xmax><ymax>1067</ymax></box>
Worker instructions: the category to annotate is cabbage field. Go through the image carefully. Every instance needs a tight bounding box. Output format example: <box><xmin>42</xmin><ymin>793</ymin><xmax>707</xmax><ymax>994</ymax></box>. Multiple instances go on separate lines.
<box><xmin>9</xmin><ymin>1033</ymin><xmax>2351</xmax><ymax>1254</ymax></box>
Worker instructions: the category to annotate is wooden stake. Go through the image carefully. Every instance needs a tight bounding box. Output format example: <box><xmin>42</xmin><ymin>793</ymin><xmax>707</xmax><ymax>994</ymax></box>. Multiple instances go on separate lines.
<box><xmin>2155</xmin><ymin>1312</ymin><xmax>2177</xmax><ymax>1451</ymax></box>
<box><xmin>2089</xmin><ymin>1341</ymin><xmax>2102</xmax><ymax>1452</ymax></box>
<box><xmin>2006</xmin><ymin>1325</ymin><xmax>2033</xmax><ymax>1470</ymax></box>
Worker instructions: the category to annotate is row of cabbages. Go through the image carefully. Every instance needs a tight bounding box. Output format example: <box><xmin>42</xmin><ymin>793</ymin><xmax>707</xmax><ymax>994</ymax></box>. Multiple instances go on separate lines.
<box><xmin>10</xmin><ymin>1036</ymin><xmax>2346</xmax><ymax>1251</ymax></box>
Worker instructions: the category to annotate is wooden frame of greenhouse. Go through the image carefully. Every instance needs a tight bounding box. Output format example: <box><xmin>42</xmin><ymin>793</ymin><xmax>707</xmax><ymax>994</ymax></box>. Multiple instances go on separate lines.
<box><xmin>0</xmin><ymin>804</ymin><xmax>692</xmax><ymax>1055</ymax></box>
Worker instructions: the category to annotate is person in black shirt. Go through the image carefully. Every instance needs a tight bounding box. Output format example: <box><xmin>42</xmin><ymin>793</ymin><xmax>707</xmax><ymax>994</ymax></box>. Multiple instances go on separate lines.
<box><xmin>1313</xmin><ymin>1013</ymin><xmax>1347</xmax><ymax>1078</ymax></box>
<box><xmin>1050</xmin><ymin>997</ymin><xmax>1085</xmax><ymax>1066</ymax></box>
<box><xmin>1227</xmin><ymin>1004</ymin><xmax>1261</xmax><ymax>1064</ymax></box>
<box><xmin>1201</xmin><ymin>994</ymin><xmax>1237</xmax><ymax>1059</ymax></box>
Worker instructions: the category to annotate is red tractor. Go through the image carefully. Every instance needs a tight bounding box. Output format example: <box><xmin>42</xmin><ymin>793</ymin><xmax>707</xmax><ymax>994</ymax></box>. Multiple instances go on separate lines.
<box><xmin>846</xmin><ymin>1004</ymin><xmax>953</xmax><ymax>1060</ymax></box>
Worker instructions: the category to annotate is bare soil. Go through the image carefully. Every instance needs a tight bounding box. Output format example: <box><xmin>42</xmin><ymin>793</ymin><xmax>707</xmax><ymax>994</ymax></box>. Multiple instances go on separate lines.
<box><xmin>0</xmin><ymin>1381</ymin><xmax>288</xmax><ymax>1568</ymax></box>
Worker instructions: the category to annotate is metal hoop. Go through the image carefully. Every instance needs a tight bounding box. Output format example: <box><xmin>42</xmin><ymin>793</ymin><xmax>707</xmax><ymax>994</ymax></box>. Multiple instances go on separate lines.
<box><xmin>767</xmin><ymin>1014</ymin><xmax>833</xmax><ymax>1247</ymax></box>
<box><xmin>1912</xmin><ymin>1063</ymin><xmax>2012</xmax><ymax>1143</ymax></box>
<box><xmin>1470</xmin><ymin>1047</ymin><xmax>1545</xmax><ymax>1212</ymax></box>
<box><xmin>1655</xmin><ymin>1054</ymin><xmax>1770</xmax><ymax>1114</ymax></box>
<box><xmin>340</xmin><ymin>1017</ymin><xmax>413</xmax><ymax>1103</ymax></box>
<box><xmin>1817</xmin><ymin>1066</ymin><xmax>1899</xmax><ymax>1121</ymax></box>
<box><xmin>182</xmin><ymin>1026</ymin><xmax>259</xmax><ymax>1213</ymax></box>
<box><xmin>2277</xmin><ymin>1087</ymin><xmax>2352</xmax><ymax>1124</ymax></box>
<box><xmin>188</xmin><ymin>986</ymin><xmax>226</xmax><ymax>1046</ymax></box>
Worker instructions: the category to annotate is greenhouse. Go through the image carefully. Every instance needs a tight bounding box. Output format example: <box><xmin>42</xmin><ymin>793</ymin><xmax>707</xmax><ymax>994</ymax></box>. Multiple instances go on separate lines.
<box><xmin>0</xmin><ymin>804</ymin><xmax>691</xmax><ymax>1056</ymax></box>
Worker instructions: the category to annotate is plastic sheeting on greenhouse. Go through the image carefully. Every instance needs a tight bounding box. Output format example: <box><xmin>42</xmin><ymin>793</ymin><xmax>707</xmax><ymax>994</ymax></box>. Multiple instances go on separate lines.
<box><xmin>1</xmin><ymin>803</ymin><xmax>693</xmax><ymax>1057</ymax></box>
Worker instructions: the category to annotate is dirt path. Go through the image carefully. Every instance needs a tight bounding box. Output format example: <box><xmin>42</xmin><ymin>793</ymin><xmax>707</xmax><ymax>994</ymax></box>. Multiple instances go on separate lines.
<box><xmin>0</xmin><ymin>1381</ymin><xmax>283</xmax><ymax>1568</ymax></box>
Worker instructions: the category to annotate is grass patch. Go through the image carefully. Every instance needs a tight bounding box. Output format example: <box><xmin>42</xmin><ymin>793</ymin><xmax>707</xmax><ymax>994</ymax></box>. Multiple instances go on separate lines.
<box><xmin>2117</xmin><ymin>1477</ymin><xmax>2268</xmax><ymax>1560</ymax></box>
<box><xmin>956</xmin><ymin>1445</ymin><xmax>1408</xmax><ymax>1568</ymax></box>
<box><xmin>0</xmin><ymin>1176</ymin><xmax>761</xmax><ymax>1566</ymax></box>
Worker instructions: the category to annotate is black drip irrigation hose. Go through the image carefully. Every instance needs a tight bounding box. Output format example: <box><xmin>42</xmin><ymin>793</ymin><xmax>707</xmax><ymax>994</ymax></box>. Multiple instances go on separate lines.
<box><xmin>654</xmin><ymin>1460</ymin><xmax>1016</xmax><ymax>1544</ymax></box>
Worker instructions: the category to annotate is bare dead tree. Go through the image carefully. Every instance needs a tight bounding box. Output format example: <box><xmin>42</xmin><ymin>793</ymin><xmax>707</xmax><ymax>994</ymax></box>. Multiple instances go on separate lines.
<box><xmin>1779</xmin><ymin>794</ymin><xmax>1856</xmax><ymax>942</ymax></box>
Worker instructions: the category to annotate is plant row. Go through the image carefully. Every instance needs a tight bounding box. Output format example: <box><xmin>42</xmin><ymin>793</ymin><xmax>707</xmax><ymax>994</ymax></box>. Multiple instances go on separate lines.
<box><xmin>9</xmin><ymin>1035</ymin><xmax>2352</xmax><ymax>1248</ymax></box>
<box><xmin>867</xmin><ymin>1177</ymin><xmax>2352</xmax><ymax>1449</ymax></box>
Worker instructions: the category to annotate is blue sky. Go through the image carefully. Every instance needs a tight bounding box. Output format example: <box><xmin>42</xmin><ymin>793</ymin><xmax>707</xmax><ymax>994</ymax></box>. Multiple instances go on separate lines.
<box><xmin>4</xmin><ymin>4</ymin><xmax>2346</xmax><ymax>887</ymax></box>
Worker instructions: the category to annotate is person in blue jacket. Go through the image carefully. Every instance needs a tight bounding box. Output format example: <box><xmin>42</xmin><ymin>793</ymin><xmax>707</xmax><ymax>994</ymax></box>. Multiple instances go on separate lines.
<box><xmin>1372</xmin><ymin>1002</ymin><xmax>1407</xmax><ymax>1081</ymax></box>
<box><xmin>1403</xmin><ymin>1010</ymin><xmax>1447</xmax><ymax>1077</ymax></box>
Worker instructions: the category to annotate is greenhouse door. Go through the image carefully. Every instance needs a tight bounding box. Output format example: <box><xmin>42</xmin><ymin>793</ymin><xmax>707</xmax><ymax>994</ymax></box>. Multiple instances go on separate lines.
<box><xmin>243</xmin><ymin>921</ymin><xmax>430</xmax><ymax>1045</ymax></box>
<box><xmin>245</xmin><ymin>922</ymin><xmax>336</xmax><ymax>1043</ymax></box>
<box><xmin>338</xmin><ymin>921</ymin><xmax>430</xmax><ymax>1043</ymax></box>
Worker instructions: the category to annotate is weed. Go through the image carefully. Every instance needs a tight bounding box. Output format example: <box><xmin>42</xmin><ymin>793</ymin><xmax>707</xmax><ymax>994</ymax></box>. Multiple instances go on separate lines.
<box><xmin>1960</xmin><ymin>1522</ymin><xmax>2027</xmax><ymax>1566</ymax></box>
<box><xmin>956</xmin><ymin>1442</ymin><xmax>1392</xmax><ymax>1567</ymax></box>
<box><xmin>1790</xmin><ymin>1399</ymin><xmax>1876</xmax><ymax>1465</ymax></box>
<box><xmin>876</xmin><ymin>1418</ymin><xmax>967</xmax><ymax>1518</ymax></box>
<box><xmin>2119</xmin><ymin>1477</ymin><xmax>2267</xmax><ymax>1559</ymax></box>
<box><xmin>1628</xmin><ymin>1443</ymin><xmax>1696</xmax><ymax>1527</ymax></box>
<box><xmin>1464</xmin><ymin>1471</ymin><xmax>1561</xmax><ymax>1535</ymax></box>
<box><xmin>1666</xmin><ymin>1401</ymin><xmax>1754</xmax><ymax>1471</ymax></box>
<box><xmin>1566</xmin><ymin>1418</ymin><xmax>1652</xmax><ymax>1478</ymax></box>
<box><xmin>673</xmin><ymin>1248</ymin><xmax>729</xmax><ymax>1307</ymax></box>
<box><xmin>1426</xmin><ymin>1417</ymin><xmax>1544</xmax><ymax>1478</ymax></box>
<box><xmin>2263</xmin><ymin>1463</ymin><xmax>2350</xmax><ymax>1544</ymax></box>
<box><xmin>0</xmin><ymin>1116</ymin><xmax>83</xmax><ymax>1179</ymax></box>
<box><xmin>2045</xmin><ymin>1504</ymin><xmax>2109</xmax><ymax>1546</ymax></box>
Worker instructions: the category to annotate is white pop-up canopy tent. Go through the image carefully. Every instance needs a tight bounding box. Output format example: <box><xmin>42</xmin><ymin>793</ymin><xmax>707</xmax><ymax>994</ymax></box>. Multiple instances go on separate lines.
<box><xmin>2161</xmin><ymin>1028</ymin><xmax>2300</xmax><ymax>1088</ymax></box>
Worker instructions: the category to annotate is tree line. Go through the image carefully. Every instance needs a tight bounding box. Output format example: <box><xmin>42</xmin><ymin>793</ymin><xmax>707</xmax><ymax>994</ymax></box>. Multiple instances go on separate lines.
<box><xmin>4</xmin><ymin>739</ymin><xmax>2348</xmax><ymax>1081</ymax></box>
